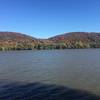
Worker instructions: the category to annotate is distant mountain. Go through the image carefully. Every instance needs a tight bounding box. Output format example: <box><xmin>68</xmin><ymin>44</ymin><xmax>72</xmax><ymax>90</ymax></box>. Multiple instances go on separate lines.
<box><xmin>0</xmin><ymin>32</ymin><xmax>100</xmax><ymax>50</ymax></box>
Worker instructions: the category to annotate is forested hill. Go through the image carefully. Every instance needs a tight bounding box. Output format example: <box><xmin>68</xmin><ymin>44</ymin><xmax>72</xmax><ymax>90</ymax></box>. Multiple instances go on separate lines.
<box><xmin>0</xmin><ymin>32</ymin><xmax>100</xmax><ymax>50</ymax></box>
<box><xmin>0</xmin><ymin>32</ymin><xmax>38</xmax><ymax>50</ymax></box>
<box><xmin>49</xmin><ymin>32</ymin><xmax>100</xmax><ymax>48</ymax></box>
<box><xmin>0</xmin><ymin>32</ymin><xmax>36</xmax><ymax>41</ymax></box>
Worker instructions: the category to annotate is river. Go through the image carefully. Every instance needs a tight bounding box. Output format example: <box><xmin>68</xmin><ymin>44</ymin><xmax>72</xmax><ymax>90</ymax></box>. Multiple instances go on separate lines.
<box><xmin>0</xmin><ymin>49</ymin><xmax>100</xmax><ymax>99</ymax></box>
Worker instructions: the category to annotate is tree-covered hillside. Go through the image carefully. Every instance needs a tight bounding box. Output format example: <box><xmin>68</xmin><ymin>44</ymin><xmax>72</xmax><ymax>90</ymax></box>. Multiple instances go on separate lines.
<box><xmin>0</xmin><ymin>32</ymin><xmax>100</xmax><ymax>51</ymax></box>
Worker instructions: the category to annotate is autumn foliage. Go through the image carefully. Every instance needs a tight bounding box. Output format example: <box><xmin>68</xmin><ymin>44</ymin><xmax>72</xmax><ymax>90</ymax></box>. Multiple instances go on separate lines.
<box><xmin>0</xmin><ymin>32</ymin><xmax>100</xmax><ymax>51</ymax></box>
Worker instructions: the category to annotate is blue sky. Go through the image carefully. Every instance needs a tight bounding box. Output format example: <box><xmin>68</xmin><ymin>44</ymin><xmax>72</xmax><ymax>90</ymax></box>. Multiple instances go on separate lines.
<box><xmin>0</xmin><ymin>0</ymin><xmax>100</xmax><ymax>38</ymax></box>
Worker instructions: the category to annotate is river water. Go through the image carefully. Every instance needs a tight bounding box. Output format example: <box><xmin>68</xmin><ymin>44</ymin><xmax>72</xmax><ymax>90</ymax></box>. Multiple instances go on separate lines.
<box><xmin>0</xmin><ymin>49</ymin><xmax>100</xmax><ymax>99</ymax></box>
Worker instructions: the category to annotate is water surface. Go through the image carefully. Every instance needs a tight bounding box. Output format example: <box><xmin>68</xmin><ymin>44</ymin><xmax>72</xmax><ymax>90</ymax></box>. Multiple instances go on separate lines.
<box><xmin>0</xmin><ymin>49</ymin><xmax>100</xmax><ymax>99</ymax></box>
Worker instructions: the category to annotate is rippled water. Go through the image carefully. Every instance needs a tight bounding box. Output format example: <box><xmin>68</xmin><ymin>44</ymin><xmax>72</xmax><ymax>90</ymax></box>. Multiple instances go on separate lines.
<box><xmin>0</xmin><ymin>49</ymin><xmax>100</xmax><ymax>99</ymax></box>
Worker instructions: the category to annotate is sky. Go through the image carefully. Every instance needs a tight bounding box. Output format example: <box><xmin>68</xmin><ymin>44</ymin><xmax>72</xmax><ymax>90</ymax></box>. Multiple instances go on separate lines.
<box><xmin>0</xmin><ymin>0</ymin><xmax>100</xmax><ymax>38</ymax></box>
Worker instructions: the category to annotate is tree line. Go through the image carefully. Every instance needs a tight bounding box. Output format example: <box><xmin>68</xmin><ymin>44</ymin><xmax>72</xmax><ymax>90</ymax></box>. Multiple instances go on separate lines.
<box><xmin>0</xmin><ymin>41</ymin><xmax>100</xmax><ymax>51</ymax></box>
